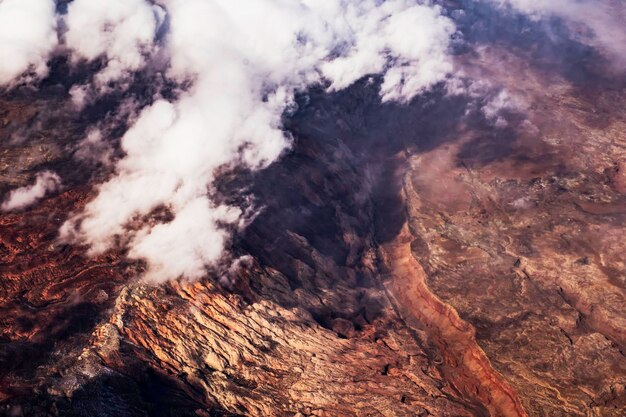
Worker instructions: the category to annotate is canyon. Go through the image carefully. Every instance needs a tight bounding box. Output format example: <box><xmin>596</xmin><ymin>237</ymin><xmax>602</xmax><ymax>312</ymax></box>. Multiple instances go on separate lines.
<box><xmin>1</xmin><ymin>2</ymin><xmax>626</xmax><ymax>416</ymax></box>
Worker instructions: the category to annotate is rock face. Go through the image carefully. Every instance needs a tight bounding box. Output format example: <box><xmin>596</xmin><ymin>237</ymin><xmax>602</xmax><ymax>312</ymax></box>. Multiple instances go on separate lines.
<box><xmin>1</xmin><ymin>4</ymin><xmax>626</xmax><ymax>417</ymax></box>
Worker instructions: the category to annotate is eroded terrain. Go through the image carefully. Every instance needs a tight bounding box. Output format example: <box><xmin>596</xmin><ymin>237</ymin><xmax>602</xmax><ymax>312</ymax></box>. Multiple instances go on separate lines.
<box><xmin>1</xmin><ymin>3</ymin><xmax>626</xmax><ymax>417</ymax></box>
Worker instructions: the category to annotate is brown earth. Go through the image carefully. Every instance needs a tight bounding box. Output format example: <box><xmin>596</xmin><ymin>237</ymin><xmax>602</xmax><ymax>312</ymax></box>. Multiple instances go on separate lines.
<box><xmin>1</xmin><ymin>10</ymin><xmax>626</xmax><ymax>417</ymax></box>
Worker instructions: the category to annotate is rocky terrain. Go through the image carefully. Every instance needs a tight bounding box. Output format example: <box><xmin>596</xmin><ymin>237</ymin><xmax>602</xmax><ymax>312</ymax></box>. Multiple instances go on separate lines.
<box><xmin>1</xmin><ymin>2</ymin><xmax>625</xmax><ymax>417</ymax></box>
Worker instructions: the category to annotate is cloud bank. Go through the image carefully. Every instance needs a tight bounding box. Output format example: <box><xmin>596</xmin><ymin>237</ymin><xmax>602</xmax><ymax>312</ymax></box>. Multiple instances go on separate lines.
<box><xmin>2</xmin><ymin>1</ymin><xmax>621</xmax><ymax>283</ymax></box>
<box><xmin>1</xmin><ymin>171</ymin><xmax>61</xmax><ymax>211</ymax></box>
<box><xmin>0</xmin><ymin>0</ymin><xmax>57</xmax><ymax>86</ymax></box>
<box><xmin>57</xmin><ymin>0</ymin><xmax>457</xmax><ymax>283</ymax></box>
<box><xmin>0</xmin><ymin>1</ymin><xmax>622</xmax><ymax>285</ymax></box>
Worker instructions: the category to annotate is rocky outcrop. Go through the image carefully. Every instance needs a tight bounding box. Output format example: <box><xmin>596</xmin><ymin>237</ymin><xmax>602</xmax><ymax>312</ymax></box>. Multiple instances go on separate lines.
<box><xmin>381</xmin><ymin>221</ymin><xmax>528</xmax><ymax>417</ymax></box>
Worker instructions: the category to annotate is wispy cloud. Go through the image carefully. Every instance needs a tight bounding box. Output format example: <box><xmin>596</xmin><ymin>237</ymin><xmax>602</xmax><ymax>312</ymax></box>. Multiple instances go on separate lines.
<box><xmin>492</xmin><ymin>0</ymin><xmax>626</xmax><ymax>68</ymax></box>
<box><xmin>1</xmin><ymin>170</ymin><xmax>61</xmax><ymax>211</ymax></box>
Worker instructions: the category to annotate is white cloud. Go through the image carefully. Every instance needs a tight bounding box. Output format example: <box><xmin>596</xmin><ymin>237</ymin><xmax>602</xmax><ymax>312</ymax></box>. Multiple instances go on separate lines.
<box><xmin>446</xmin><ymin>76</ymin><xmax>526</xmax><ymax>128</ymax></box>
<box><xmin>128</xmin><ymin>199</ymin><xmax>242</xmax><ymax>281</ymax></box>
<box><xmin>58</xmin><ymin>0</ymin><xmax>457</xmax><ymax>283</ymax></box>
<box><xmin>74</xmin><ymin>128</ymin><xmax>114</xmax><ymax>167</ymax></box>
<box><xmin>1</xmin><ymin>170</ymin><xmax>61</xmax><ymax>211</ymax></box>
<box><xmin>69</xmin><ymin>84</ymin><xmax>90</xmax><ymax>110</ymax></box>
<box><xmin>64</xmin><ymin>0</ymin><xmax>165</xmax><ymax>89</ymax></box>
<box><xmin>481</xmin><ymin>89</ymin><xmax>525</xmax><ymax>128</ymax></box>
<box><xmin>492</xmin><ymin>0</ymin><xmax>626</xmax><ymax>68</ymax></box>
<box><xmin>0</xmin><ymin>0</ymin><xmax>57</xmax><ymax>86</ymax></box>
<box><xmin>319</xmin><ymin>1</ymin><xmax>455</xmax><ymax>101</ymax></box>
